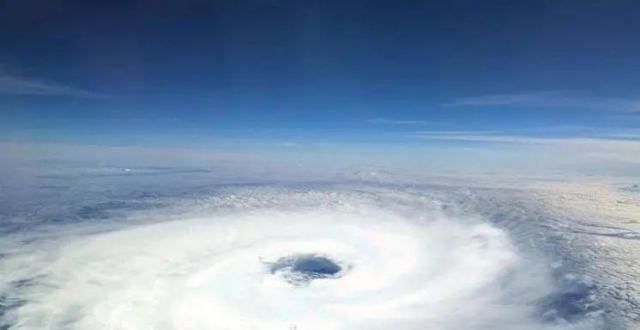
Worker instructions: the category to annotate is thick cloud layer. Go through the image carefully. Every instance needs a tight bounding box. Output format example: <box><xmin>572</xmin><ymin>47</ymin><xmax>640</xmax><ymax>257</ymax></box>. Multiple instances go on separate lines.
<box><xmin>0</xmin><ymin>183</ymin><xmax>609</xmax><ymax>330</ymax></box>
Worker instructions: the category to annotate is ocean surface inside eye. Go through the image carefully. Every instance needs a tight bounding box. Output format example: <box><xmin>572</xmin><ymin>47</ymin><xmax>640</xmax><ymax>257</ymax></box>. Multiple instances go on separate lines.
<box><xmin>268</xmin><ymin>254</ymin><xmax>345</xmax><ymax>285</ymax></box>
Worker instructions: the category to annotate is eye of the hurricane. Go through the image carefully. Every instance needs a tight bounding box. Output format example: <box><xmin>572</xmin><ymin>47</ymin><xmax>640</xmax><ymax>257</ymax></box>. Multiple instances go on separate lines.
<box><xmin>267</xmin><ymin>254</ymin><xmax>344</xmax><ymax>285</ymax></box>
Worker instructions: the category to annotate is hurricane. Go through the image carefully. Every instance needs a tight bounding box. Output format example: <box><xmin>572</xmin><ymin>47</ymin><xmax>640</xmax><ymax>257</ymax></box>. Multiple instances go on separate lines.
<box><xmin>0</xmin><ymin>182</ymin><xmax>611</xmax><ymax>330</ymax></box>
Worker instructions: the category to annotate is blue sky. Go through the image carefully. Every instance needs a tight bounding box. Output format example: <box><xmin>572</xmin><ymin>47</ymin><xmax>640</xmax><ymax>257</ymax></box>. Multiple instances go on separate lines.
<box><xmin>1</xmin><ymin>0</ymin><xmax>640</xmax><ymax>173</ymax></box>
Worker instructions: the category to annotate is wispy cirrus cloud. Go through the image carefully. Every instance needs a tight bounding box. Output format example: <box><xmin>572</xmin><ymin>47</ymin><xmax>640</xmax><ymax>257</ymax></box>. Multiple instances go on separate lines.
<box><xmin>410</xmin><ymin>131</ymin><xmax>543</xmax><ymax>144</ymax></box>
<box><xmin>411</xmin><ymin>129</ymin><xmax>640</xmax><ymax>143</ymax></box>
<box><xmin>367</xmin><ymin>118</ymin><xmax>443</xmax><ymax>125</ymax></box>
<box><xmin>410</xmin><ymin>130</ymin><xmax>640</xmax><ymax>167</ymax></box>
<box><xmin>0</xmin><ymin>72</ymin><xmax>104</xmax><ymax>98</ymax></box>
<box><xmin>446</xmin><ymin>91</ymin><xmax>640</xmax><ymax>112</ymax></box>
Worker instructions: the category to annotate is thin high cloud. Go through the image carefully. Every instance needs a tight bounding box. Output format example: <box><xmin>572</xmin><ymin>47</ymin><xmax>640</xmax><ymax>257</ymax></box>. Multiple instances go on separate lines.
<box><xmin>0</xmin><ymin>73</ymin><xmax>104</xmax><ymax>98</ymax></box>
<box><xmin>411</xmin><ymin>130</ymin><xmax>640</xmax><ymax>166</ymax></box>
<box><xmin>446</xmin><ymin>91</ymin><xmax>640</xmax><ymax>112</ymax></box>
<box><xmin>411</xmin><ymin>131</ymin><xmax>544</xmax><ymax>144</ymax></box>
<box><xmin>367</xmin><ymin>118</ymin><xmax>444</xmax><ymax>125</ymax></box>
<box><xmin>411</xmin><ymin>129</ymin><xmax>640</xmax><ymax>143</ymax></box>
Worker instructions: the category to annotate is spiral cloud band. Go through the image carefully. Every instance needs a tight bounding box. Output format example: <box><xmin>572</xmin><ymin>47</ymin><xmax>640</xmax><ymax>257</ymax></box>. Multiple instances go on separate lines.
<box><xmin>0</xmin><ymin>187</ymin><xmax>602</xmax><ymax>329</ymax></box>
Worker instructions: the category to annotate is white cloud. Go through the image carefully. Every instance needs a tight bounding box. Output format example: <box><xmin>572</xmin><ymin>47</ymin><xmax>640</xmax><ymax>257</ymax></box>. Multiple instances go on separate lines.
<box><xmin>277</xmin><ymin>142</ymin><xmax>301</xmax><ymax>147</ymax></box>
<box><xmin>410</xmin><ymin>131</ymin><xmax>640</xmax><ymax>175</ymax></box>
<box><xmin>411</xmin><ymin>131</ymin><xmax>587</xmax><ymax>144</ymax></box>
<box><xmin>0</xmin><ymin>73</ymin><xmax>104</xmax><ymax>98</ymax></box>
<box><xmin>0</xmin><ymin>186</ymin><xmax>602</xmax><ymax>329</ymax></box>
<box><xmin>446</xmin><ymin>91</ymin><xmax>640</xmax><ymax>112</ymax></box>
<box><xmin>367</xmin><ymin>118</ymin><xmax>442</xmax><ymax>125</ymax></box>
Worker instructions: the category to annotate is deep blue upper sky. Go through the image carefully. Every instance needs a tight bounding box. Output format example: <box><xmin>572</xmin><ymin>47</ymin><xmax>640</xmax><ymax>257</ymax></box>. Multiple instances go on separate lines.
<box><xmin>1</xmin><ymin>0</ymin><xmax>640</xmax><ymax>147</ymax></box>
